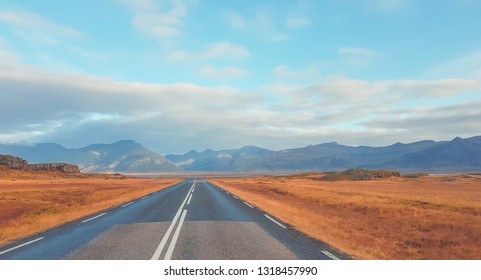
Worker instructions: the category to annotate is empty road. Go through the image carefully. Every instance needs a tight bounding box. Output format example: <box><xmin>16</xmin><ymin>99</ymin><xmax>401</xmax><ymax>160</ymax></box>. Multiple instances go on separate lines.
<box><xmin>0</xmin><ymin>180</ymin><xmax>344</xmax><ymax>260</ymax></box>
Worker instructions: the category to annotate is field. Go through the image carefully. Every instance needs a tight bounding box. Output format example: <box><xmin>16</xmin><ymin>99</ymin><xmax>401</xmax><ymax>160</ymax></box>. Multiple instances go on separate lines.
<box><xmin>0</xmin><ymin>167</ymin><xmax>181</xmax><ymax>246</ymax></box>
<box><xmin>209</xmin><ymin>174</ymin><xmax>481</xmax><ymax>259</ymax></box>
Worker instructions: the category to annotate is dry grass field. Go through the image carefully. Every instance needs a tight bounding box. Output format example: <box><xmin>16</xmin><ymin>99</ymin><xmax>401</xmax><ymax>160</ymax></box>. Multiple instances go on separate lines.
<box><xmin>0</xmin><ymin>167</ymin><xmax>181</xmax><ymax>246</ymax></box>
<box><xmin>209</xmin><ymin>174</ymin><xmax>481</xmax><ymax>259</ymax></box>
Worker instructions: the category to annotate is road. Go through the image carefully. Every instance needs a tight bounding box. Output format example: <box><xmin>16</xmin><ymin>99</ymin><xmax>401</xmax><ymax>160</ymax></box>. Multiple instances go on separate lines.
<box><xmin>0</xmin><ymin>179</ymin><xmax>344</xmax><ymax>260</ymax></box>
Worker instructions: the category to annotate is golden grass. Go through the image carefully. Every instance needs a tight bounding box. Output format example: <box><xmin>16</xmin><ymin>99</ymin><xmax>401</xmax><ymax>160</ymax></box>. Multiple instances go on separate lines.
<box><xmin>209</xmin><ymin>174</ymin><xmax>481</xmax><ymax>260</ymax></box>
<box><xmin>0</xmin><ymin>176</ymin><xmax>181</xmax><ymax>246</ymax></box>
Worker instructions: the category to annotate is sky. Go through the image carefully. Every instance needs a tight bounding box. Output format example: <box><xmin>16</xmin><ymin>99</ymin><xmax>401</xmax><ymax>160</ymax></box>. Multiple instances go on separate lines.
<box><xmin>1</xmin><ymin>0</ymin><xmax>481</xmax><ymax>154</ymax></box>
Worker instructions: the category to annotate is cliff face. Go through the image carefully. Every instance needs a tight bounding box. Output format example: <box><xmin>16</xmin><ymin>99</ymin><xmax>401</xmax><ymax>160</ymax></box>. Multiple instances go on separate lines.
<box><xmin>0</xmin><ymin>155</ymin><xmax>29</xmax><ymax>169</ymax></box>
<box><xmin>27</xmin><ymin>163</ymin><xmax>80</xmax><ymax>173</ymax></box>
<box><xmin>0</xmin><ymin>154</ymin><xmax>80</xmax><ymax>173</ymax></box>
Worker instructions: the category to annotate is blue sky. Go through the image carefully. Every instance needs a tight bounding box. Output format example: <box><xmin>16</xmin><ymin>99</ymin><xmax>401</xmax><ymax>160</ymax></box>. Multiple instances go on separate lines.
<box><xmin>1</xmin><ymin>0</ymin><xmax>481</xmax><ymax>154</ymax></box>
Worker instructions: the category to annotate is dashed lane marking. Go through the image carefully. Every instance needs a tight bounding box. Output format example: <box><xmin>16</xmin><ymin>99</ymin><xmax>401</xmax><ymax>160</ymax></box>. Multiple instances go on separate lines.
<box><xmin>322</xmin><ymin>250</ymin><xmax>340</xmax><ymax>260</ymax></box>
<box><xmin>0</xmin><ymin>237</ymin><xmax>44</xmax><ymax>256</ymax></box>
<box><xmin>264</xmin><ymin>214</ymin><xmax>287</xmax><ymax>229</ymax></box>
<box><xmin>244</xmin><ymin>202</ymin><xmax>254</xmax><ymax>208</ymax></box>
<box><xmin>81</xmin><ymin>212</ymin><xmax>107</xmax><ymax>223</ymax></box>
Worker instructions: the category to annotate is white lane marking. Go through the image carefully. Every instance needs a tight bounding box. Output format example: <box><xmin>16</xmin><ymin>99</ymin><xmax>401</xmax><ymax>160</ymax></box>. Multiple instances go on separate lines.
<box><xmin>151</xmin><ymin>181</ymin><xmax>194</xmax><ymax>260</ymax></box>
<box><xmin>244</xmin><ymin>202</ymin><xmax>254</xmax><ymax>208</ymax></box>
<box><xmin>81</xmin><ymin>212</ymin><xmax>107</xmax><ymax>223</ymax></box>
<box><xmin>322</xmin><ymin>250</ymin><xmax>340</xmax><ymax>260</ymax></box>
<box><xmin>233</xmin><ymin>195</ymin><xmax>239</xmax><ymax>199</ymax></box>
<box><xmin>164</xmin><ymin>209</ymin><xmax>188</xmax><ymax>260</ymax></box>
<box><xmin>0</xmin><ymin>237</ymin><xmax>44</xmax><ymax>256</ymax></box>
<box><xmin>141</xmin><ymin>196</ymin><xmax>149</xmax><ymax>200</ymax></box>
<box><xmin>187</xmin><ymin>193</ymin><xmax>193</xmax><ymax>205</ymax></box>
<box><xmin>264</xmin><ymin>214</ymin><xmax>287</xmax><ymax>229</ymax></box>
<box><xmin>121</xmin><ymin>202</ymin><xmax>134</xmax><ymax>208</ymax></box>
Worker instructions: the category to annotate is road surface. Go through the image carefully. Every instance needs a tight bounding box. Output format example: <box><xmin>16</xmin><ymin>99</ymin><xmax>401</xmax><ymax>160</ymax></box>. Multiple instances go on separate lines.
<box><xmin>0</xmin><ymin>179</ymin><xmax>344</xmax><ymax>260</ymax></box>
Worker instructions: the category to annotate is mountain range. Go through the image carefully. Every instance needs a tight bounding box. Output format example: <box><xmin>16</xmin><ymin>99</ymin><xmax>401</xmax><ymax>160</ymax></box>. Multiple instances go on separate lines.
<box><xmin>165</xmin><ymin>136</ymin><xmax>481</xmax><ymax>173</ymax></box>
<box><xmin>1</xmin><ymin>136</ymin><xmax>481</xmax><ymax>173</ymax></box>
<box><xmin>0</xmin><ymin>140</ymin><xmax>181</xmax><ymax>173</ymax></box>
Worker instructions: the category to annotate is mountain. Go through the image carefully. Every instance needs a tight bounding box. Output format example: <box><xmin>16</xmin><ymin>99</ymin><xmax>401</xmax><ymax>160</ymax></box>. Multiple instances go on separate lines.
<box><xmin>0</xmin><ymin>140</ymin><xmax>181</xmax><ymax>173</ymax></box>
<box><xmin>372</xmin><ymin>136</ymin><xmax>481</xmax><ymax>172</ymax></box>
<box><xmin>2</xmin><ymin>136</ymin><xmax>481</xmax><ymax>173</ymax></box>
<box><xmin>166</xmin><ymin>145</ymin><xmax>275</xmax><ymax>171</ymax></box>
<box><xmin>166</xmin><ymin>136</ymin><xmax>481</xmax><ymax>173</ymax></box>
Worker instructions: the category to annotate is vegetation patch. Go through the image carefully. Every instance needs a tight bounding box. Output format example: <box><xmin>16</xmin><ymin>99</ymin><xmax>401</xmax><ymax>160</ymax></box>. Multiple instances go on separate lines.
<box><xmin>318</xmin><ymin>169</ymin><xmax>401</xmax><ymax>181</ymax></box>
<box><xmin>210</xmin><ymin>174</ymin><xmax>481</xmax><ymax>259</ymax></box>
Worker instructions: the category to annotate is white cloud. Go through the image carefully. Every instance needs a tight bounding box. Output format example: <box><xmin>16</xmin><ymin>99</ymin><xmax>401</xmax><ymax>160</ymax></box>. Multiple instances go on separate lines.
<box><xmin>133</xmin><ymin>13</ymin><xmax>181</xmax><ymax>37</ymax></box>
<box><xmin>427</xmin><ymin>51</ymin><xmax>481</xmax><ymax>79</ymax></box>
<box><xmin>286</xmin><ymin>16</ymin><xmax>310</xmax><ymax>29</ymax></box>
<box><xmin>368</xmin><ymin>0</ymin><xmax>411</xmax><ymax>12</ymax></box>
<box><xmin>68</xmin><ymin>46</ymin><xmax>118</xmax><ymax>64</ymax></box>
<box><xmin>273</xmin><ymin>64</ymin><xmax>322</xmax><ymax>80</ymax></box>
<box><xmin>199</xmin><ymin>65</ymin><xmax>247</xmax><ymax>79</ymax></box>
<box><xmin>1</xmin><ymin>56</ymin><xmax>480</xmax><ymax>152</ymax></box>
<box><xmin>338</xmin><ymin>47</ymin><xmax>378</xmax><ymax>57</ymax></box>
<box><xmin>116</xmin><ymin>0</ymin><xmax>156</xmax><ymax>11</ymax></box>
<box><xmin>118</xmin><ymin>0</ymin><xmax>189</xmax><ymax>38</ymax></box>
<box><xmin>167</xmin><ymin>41</ymin><xmax>250</xmax><ymax>63</ymax></box>
<box><xmin>198</xmin><ymin>42</ymin><xmax>250</xmax><ymax>61</ymax></box>
<box><xmin>224</xmin><ymin>12</ymin><xmax>247</xmax><ymax>29</ymax></box>
<box><xmin>0</xmin><ymin>10</ymin><xmax>85</xmax><ymax>39</ymax></box>
<box><xmin>223</xmin><ymin>11</ymin><xmax>290</xmax><ymax>42</ymax></box>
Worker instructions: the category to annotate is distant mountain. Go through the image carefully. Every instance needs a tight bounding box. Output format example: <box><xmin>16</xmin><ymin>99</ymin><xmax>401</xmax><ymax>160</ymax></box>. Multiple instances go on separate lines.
<box><xmin>0</xmin><ymin>140</ymin><xmax>181</xmax><ymax>173</ymax></box>
<box><xmin>2</xmin><ymin>136</ymin><xmax>481</xmax><ymax>173</ymax></box>
<box><xmin>166</xmin><ymin>146</ymin><xmax>275</xmax><ymax>171</ymax></box>
<box><xmin>166</xmin><ymin>136</ymin><xmax>481</xmax><ymax>173</ymax></box>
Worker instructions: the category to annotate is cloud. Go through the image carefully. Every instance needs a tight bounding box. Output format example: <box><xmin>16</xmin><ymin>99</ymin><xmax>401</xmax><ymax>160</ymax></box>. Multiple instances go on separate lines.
<box><xmin>224</xmin><ymin>12</ymin><xmax>247</xmax><ymax>29</ymax></box>
<box><xmin>262</xmin><ymin>76</ymin><xmax>481</xmax><ymax>145</ymax></box>
<box><xmin>368</xmin><ymin>0</ymin><xmax>411</xmax><ymax>12</ymax></box>
<box><xmin>223</xmin><ymin>11</ymin><xmax>290</xmax><ymax>42</ymax></box>
<box><xmin>427</xmin><ymin>51</ymin><xmax>481</xmax><ymax>79</ymax></box>
<box><xmin>167</xmin><ymin>41</ymin><xmax>250</xmax><ymax>63</ymax></box>
<box><xmin>0</xmin><ymin>60</ymin><xmax>260</xmax><ymax>151</ymax></box>
<box><xmin>1</xmin><ymin>55</ymin><xmax>480</xmax><ymax>152</ymax></box>
<box><xmin>198</xmin><ymin>42</ymin><xmax>250</xmax><ymax>61</ymax></box>
<box><xmin>338</xmin><ymin>47</ymin><xmax>378</xmax><ymax>57</ymax></box>
<box><xmin>0</xmin><ymin>48</ymin><xmax>20</xmax><ymax>65</ymax></box>
<box><xmin>286</xmin><ymin>16</ymin><xmax>310</xmax><ymax>29</ymax></box>
<box><xmin>199</xmin><ymin>65</ymin><xmax>247</xmax><ymax>79</ymax></box>
<box><xmin>272</xmin><ymin>64</ymin><xmax>322</xmax><ymax>80</ymax></box>
<box><xmin>0</xmin><ymin>10</ymin><xmax>85</xmax><ymax>39</ymax></box>
<box><xmin>118</xmin><ymin>0</ymin><xmax>189</xmax><ymax>38</ymax></box>
<box><xmin>362</xmin><ymin>101</ymin><xmax>481</xmax><ymax>141</ymax></box>
<box><xmin>116</xmin><ymin>0</ymin><xmax>156</xmax><ymax>11</ymax></box>
<box><xmin>340</xmin><ymin>0</ymin><xmax>412</xmax><ymax>14</ymax></box>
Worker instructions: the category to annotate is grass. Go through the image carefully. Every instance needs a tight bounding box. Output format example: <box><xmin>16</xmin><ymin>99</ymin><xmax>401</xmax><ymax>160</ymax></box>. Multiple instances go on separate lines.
<box><xmin>0</xmin><ymin>175</ymin><xmax>181</xmax><ymax>246</ymax></box>
<box><xmin>209</xmin><ymin>174</ymin><xmax>481</xmax><ymax>259</ymax></box>
<box><xmin>318</xmin><ymin>169</ymin><xmax>401</xmax><ymax>181</ymax></box>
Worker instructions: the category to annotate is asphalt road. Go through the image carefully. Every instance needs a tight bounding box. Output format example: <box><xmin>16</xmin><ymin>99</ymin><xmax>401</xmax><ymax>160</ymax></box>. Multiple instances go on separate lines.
<box><xmin>0</xmin><ymin>179</ymin><xmax>345</xmax><ymax>260</ymax></box>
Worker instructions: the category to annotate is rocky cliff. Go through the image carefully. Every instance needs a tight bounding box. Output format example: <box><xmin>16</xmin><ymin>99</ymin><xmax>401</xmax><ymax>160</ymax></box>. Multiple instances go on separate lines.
<box><xmin>28</xmin><ymin>163</ymin><xmax>80</xmax><ymax>173</ymax></box>
<box><xmin>0</xmin><ymin>155</ymin><xmax>29</xmax><ymax>169</ymax></box>
<box><xmin>0</xmin><ymin>154</ymin><xmax>80</xmax><ymax>173</ymax></box>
